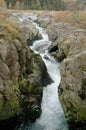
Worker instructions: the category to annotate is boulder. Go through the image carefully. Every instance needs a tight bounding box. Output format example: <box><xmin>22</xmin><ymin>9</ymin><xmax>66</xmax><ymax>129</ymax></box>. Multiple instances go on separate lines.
<box><xmin>18</xmin><ymin>20</ymin><xmax>42</xmax><ymax>46</ymax></box>
<box><xmin>37</xmin><ymin>13</ymin><xmax>52</xmax><ymax>28</ymax></box>
<box><xmin>44</xmin><ymin>55</ymin><xmax>50</xmax><ymax>60</ymax></box>
<box><xmin>47</xmin><ymin>24</ymin><xmax>58</xmax><ymax>42</ymax></box>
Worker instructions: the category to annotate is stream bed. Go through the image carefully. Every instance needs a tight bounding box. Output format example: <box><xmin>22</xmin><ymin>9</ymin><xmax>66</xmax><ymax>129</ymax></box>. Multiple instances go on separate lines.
<box><xmin>16</xmin><ymin>13</ymin><xmax>69</xmax><ymax>130</ymax></box>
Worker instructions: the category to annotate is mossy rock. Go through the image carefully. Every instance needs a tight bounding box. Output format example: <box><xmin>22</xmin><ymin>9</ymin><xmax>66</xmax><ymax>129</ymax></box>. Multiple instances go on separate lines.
<box><xmin>56</xmin><ymin>50</ymin><xmax>66</xmax><ymax>62</ymax></box>
<box><xmin>19</xmin><ymin>78</ymin><xmax>41</xmax><ymax>95</ymax></box>
<box><xmin>27</xmin><ymin>104</ymin><xmax>41</xmax><ymax>120</ymax></box>
<box><xmin>0</xmin><ymin>81</ymin><xmax>21</xmax><ymax>121</ymax></box>
<box><xmin>59</xmin><ymin>94</ymin><xmax>86</xmax><ymax>130</ymax></box>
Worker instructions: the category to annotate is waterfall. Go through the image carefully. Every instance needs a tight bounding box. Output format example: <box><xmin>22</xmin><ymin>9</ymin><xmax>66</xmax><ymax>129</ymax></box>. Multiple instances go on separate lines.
<box><xmin>17</xmin><ymin>13</ymin><xmax>69</xmax><ymax>130</ymax></box>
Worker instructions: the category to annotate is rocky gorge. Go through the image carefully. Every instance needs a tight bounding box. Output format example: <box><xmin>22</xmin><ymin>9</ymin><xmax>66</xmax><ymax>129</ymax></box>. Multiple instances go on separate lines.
<box><xmin>0</xmin><ymin>11</ymin><xmax>52</xmax><ymax>129</ymax></box>
<box><xmin>0</xmin><ymin>9</ymin><xmax>86</xmax><ymax>130</ymax></box>
<box><xmin>37</xmin><ymin>13</ymin><xmax>86</xmax><ymax>130</ymax></box>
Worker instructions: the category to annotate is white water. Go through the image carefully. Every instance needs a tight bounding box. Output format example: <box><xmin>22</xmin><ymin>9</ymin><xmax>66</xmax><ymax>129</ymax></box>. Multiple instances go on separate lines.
<box><xmin>16</xmin><ymin>13</ymin><xmax>68</xmax><ymax>130</ymax></box>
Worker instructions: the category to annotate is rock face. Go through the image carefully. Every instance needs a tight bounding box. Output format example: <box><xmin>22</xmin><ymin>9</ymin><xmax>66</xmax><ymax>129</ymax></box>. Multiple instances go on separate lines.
<box><xmin>59</xmin><ymin>35</ymin><xmax>86</xmax><ymax>130</ymax></box>
<box><xmin>47</xmin><ymin>24</ymin><xmax>58</xmax><ymax>42</ymax></box>
<box><xmin>0</xmin><ymin>12</ymin><xmax>52</xmax><ymax>129</ymax></box>
<box><xmin>47</xmin><ymin>21</ymin><xmax>86</xmax><ymax>129</ymax></box>
<box><xmin>38</xmin><ymin>13</ymin><xmax>86</xmax><ymax>130</ymax></box>
<box><xmin>37</xmin><ymin>13</ymin><xmax>52</xmax><ymax>28</ymax></box>
<box><xmin>59</xmin><ymin>52</ymin><xmax>86</xmax><ymax>129</ymax></box>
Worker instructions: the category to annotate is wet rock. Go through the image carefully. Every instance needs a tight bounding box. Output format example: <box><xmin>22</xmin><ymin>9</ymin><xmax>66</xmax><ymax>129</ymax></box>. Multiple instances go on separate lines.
<box><xmin>56</xmin><ymin>50</ymin><xmax>66</xmax><ymax>62</ymax></box>
<box><xmin>44</xmin><ymin>55</ymin><xmax>50</xmax><ymax>60</ymax></box>
<box><xmin>48</xmin><ymin>41</ymin><xmax>58</xmax><ymax>53</ymax></box>
<box><xmin>33</xmin><ymin>53</ymin><xmax>52</xmax><ymax>86</ymax></box>
<box><xmin>47</xmin><ymin>24</ymin><xmax>58</xmax><ymax>42</ymax></box>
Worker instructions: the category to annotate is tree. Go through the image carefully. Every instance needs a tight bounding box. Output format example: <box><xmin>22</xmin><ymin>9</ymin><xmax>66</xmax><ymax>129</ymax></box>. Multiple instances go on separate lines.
<box><xmin>15</xmin><ymin>0</ymin><xmax>21</xmax><ymax>9</ymax></box>
<box><xmin>5</xmin><ymin>0</ymin><xmax>66</xmax><ymax>10</ymax></box>
<box><xmin>5</xmin><ymin>0</ymin><xmax>16</xmax><ymax>8</ymax></box>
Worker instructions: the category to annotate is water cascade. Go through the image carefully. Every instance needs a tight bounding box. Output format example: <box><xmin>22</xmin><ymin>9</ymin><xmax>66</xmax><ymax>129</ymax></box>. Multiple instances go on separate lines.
<box><xmin>17</xmin><ymin>13</ymin><xmax>68</xmax><ymax>130</ymax></box>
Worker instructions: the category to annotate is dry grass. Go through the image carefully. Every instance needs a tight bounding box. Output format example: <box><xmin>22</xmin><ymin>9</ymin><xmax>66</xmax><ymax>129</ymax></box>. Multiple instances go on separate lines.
<box><xmin>51</xmin><ymin>10</ymin><xmax>86</xmax><ymax>29</ymax></box>
<box><xmin>33</xmin><ymin>10</ymin><xmax>86</xmax><ymax>29</ymax></box>
<box><xmin>0</xmin><ymin>9</ymin><xmax>21</xmax><ymax>41</ymax></box>
<box><xmin>0</xmin><ymin>0</ymin><xmax>5</xmax><ymax>6</ymax></box>
<box><xmin>0</xmin><ymin>9</ymin><xmax>9</xmax><ymax>21</ymax></box>
<box><xmin>4</xmin><ymin>9</ymin><xmax>85</xmax><ymax>29</ymax></box>
<box><xmin>0</xmin><ymin>8</ymin><xmax>86</xmax><ymax>43</ymax></box>
<box><xmin>31</xmin><ymin>10</ymin><xmax>86</xmax><ymax>29</ymax></box>
<box><xmin>81</xmin><ymin>36</ymin><xmax>86</xmax><ymax>44</ymax></box>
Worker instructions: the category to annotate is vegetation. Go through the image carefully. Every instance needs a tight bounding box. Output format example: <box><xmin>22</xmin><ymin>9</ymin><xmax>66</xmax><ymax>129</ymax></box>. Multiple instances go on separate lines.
<box><xmin>65</xmin><ymin>0</ymin><xmax>86</xmax><ymax>10</ymax></box>
<box><xmin>0</xmin><ymin>0</ymin><xmax>6</xmax><ymax>8</ymax></box>
<box><xmin>0</xmin><ymin>9</ymin><xmax>21</xmax><ymax>41</ymax></box>
<box><xmin>4</xmin><ymin>0</ymin><xmax>66</xmax><ymax>10</ymax></box>
<box><xmin>51</xmin><ymin>11</ymin><xmax>86</xmax><ymax>29</ymax></box>
<box><xmin>3</xmin><ymin>0</ymin><xmax>86</xmax><ymax>10</ymax></box>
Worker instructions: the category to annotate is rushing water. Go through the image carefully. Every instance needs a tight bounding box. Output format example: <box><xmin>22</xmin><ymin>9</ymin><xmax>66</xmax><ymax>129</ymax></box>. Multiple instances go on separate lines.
<box><xmin>16</xmin><ymin>13</ymin><xmax>68</xmax><ymax>130</ymax></box>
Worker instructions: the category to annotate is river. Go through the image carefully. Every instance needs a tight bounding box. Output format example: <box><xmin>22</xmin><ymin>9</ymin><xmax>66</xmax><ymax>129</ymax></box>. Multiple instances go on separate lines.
<box><xmin>16</xmin><ymin>13</ymin><xmax>69</xmax><ymax>130</ymax></box>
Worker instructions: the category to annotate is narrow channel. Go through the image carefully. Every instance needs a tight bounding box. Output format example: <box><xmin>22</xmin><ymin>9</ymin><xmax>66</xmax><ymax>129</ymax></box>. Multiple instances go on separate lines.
<box><xmin>18</xmin><ymin>13</ymin><xmax>69</xmax><ymax>130</ymax></box>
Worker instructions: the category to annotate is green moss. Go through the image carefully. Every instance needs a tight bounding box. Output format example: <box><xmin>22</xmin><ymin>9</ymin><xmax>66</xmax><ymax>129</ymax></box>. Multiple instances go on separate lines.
<box><xmin>66</xmin><ymin>106</ymin><xmax>86</xmax><ymax>124</ymax></box>
<box><xmin>80</xmin><ymin>65</ymin><xmax>86</xmax><ymax>71</ymax></box>
<box><xmin>59</xmin><ymin>95</ymin><xmax>67</xmax><ymax>113</ymax></box>
<box><xmin>0</xmin><ymin>96</ymin><xmax>20</xmax><ymax>121</ymax></box>
<box><xmin>78</xmin><ymin>78</ymin><xmax>86</xmax><ymax>100</ymax></box>
<box><xmin>19</xmin><ymin>79</ymin><xmax>34</xmax><ymax>95</ymax></box>
<box><xmin>19</xmin><ymin>79</ymin><xmax>28</xmax><ymax>95</ymax></box>
<box><xmin>8</xmin><ymin>97</ymin><xmax>20</xmax><ymax>112</ymax></box>
<box><xmin>0</xmin><ymin>94</ymin><xmax>3</xmax><ymax>112</ymax></box>
<box><xmin>56</xmin><ymin>50</ymin><xmax>66</xmax><ymax>62</ymax></box>
<box><xmin>59</xmin><ymin>94</ymin><xmax>86</xmax><ymax>124</ymax></box>
<box><xmin>28</xmin><ymin>84</ymin><xmax>34</xmax><ymax>93</ymax></box>
<box><xmin>31</xmin><ymin>105</ymin><xmax>40</xmax><ymax>112</ymax></box>
<box><xmin>0</xmin><ymin>81</ymin><xmax>21</xmax><ymax>121</ymax></box>
<box><xmin>0</xmin><ymin>111</ymin><xmax>15</xmax><ymax>121</ymax></box>
<box><xmin>27</xmin><ymin>104</ymin><xmax>41</xmax><ymax>120</ymax></box>
<box><xmin>33</xmin><ymin>53</ymin><xmax>43</xmax><ymax>71</ymax></box>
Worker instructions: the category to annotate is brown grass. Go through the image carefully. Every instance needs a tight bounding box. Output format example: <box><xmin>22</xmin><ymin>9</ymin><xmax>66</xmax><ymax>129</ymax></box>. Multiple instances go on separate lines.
<box><xmin>0</xmin><ymin>9</ymin><xmax>21</xmax><ymax>41</ymax></box>
<box><xmin>51</xmin><ymin>10</ymin><xmax>86</xmax><ymax>29</ymax></box>
<box><xmin>32</xmin><ymin>10</ymin><xmax>86</xmax><ymax>29</ymax></box>
<box><xmin>0</xmin><ymin>9</ymin><xmax>86</xmax><ymax>43</ymax></box>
